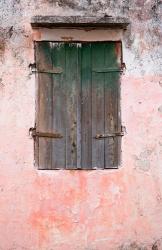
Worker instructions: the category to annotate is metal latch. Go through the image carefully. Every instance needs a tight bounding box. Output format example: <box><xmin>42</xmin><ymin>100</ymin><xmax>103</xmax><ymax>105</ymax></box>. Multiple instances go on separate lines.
<box><xmin>29</xmin><ymin>127</ymin><xmax>63</xmax><ymax>139</ymax></box>
<box><xmin>95</xmin><ymin>131</ymin><xmax>124</xmax><ymax>139</ymax></box>
<box><xmin>29</xmin><ymin>63</ymin><xmax>63</xmax><ymax>74</ymax></box>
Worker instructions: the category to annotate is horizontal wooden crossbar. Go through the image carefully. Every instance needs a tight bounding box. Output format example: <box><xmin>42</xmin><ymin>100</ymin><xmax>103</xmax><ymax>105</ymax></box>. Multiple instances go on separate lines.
<box><xmin>92</xmin><ymin>68</ymin><xmax>123</xmax><ymax>73</ymax></box>
<box><xmin>30</xmin><ymin>128</ymin><xmax>63</xmax><ymax>139</ymax></box>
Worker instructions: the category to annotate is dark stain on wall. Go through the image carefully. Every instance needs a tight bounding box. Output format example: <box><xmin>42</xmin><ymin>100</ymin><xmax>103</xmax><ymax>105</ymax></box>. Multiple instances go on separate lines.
<box><xmin>151</xmin><ymin>0</ymin><xmax>162</xmax><ymax>19</ymax></box>
<box><xmin>0</xmin><ymin>42</ymin><xmax>5</xmax><ymax>57</ymax></box>
<box><xmin>45</xmin><ymin>0</ymin><xmax>88</xmax><ymax>10</ymax></box>
<box><xmin>0</xmin><ymin>26</ymin><xmax>14</xmax><ymax>60</ymax></box>
<box><xmin>119</xmin><ymin>242</ymin><xmax>147</xmax><ymax>250</ymax></box>
<box><xmin>119</xmin><ymin>239</ymin><xmax>162</xmax><ymax>250</ymax></box>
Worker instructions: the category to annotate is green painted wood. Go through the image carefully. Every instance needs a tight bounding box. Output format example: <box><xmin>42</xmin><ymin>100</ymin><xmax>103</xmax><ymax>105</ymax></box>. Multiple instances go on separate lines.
<box><xmin>104</xmin><ymin>43</ymin><xmax>121</xmax><ymax>168</ymax></box>
<box><xmin>65</xmin><ymin>44</ymin><xmax>80</xmax><ymax>169</ymax></box>
<box><xmin>35</xmin><ymin>41</ymin><xmax>121</xmax><ymax>170</ymax></box>
<box><xmin>81</xmin><ymin>43</ymin><xmax>92</xmax><ymax>169</ymax></box>
<box><xmin>92</xmin><ymin>68</ymin><xmax>121</xmax><ymax>73</ymax></box>
<box><xmin>104</xmin><ymin>71</ymin><xmax>119</xmax><ymax>168</ymax></box>
<box><xmin>91</xmin><ymin>43</ymin><xmax>105</xmax><ymax>169</ymax></box>
<box><xmin>77</xmin><ymin>45</ymin><xmax>82</xmax><ymax>169</ymax></box>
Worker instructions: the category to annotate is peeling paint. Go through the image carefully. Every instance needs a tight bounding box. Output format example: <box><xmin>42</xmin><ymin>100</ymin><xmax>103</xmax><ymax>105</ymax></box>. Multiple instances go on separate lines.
<box><xmin>119</xmin><ymin>242</ymin><xmax>147</xmax><ymax>250</ymax></box>
<box><xmin>118</xmin><ymin>239</ymin><xmax>162</xmax><ymax>250</ymax></box>
<box><xmin>134</xmin><ymin>149</ymin><xmax>153</xmax><ymax>172</ymax></box>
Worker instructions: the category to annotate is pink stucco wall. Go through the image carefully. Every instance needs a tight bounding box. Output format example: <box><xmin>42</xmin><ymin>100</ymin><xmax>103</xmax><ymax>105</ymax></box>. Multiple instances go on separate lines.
<box><xmin>0</xmin><ymin>1</ymin><xmax>162</xmax><ymax>249</ymax></box>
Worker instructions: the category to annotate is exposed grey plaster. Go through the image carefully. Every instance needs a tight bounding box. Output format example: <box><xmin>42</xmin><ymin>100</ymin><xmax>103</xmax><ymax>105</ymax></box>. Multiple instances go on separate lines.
<box><xmin>136</xmin><ymin>159</ymin><xmax>150</xmax><ymax>172</ymax></box>
<box><xmin>134</xmin><ymin>150</ymin><xmax>153</xmax><ymax>172</ymax></box>
<box><xmin>119</xmin><ymin>242</ymin><xmax>147</xmax><ymax>250</ymax></box>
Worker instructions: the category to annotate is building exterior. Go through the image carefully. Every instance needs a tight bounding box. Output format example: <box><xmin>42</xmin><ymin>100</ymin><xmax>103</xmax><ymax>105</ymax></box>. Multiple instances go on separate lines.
<box><xmin>0</xmin><ymin>1</ymin><xmax>162</xmax><ymax>249</ymax></box>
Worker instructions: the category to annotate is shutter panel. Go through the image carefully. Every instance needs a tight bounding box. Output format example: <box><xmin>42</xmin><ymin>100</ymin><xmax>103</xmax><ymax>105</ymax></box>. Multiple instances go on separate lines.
<box><xmin>104</xmin><ymin>42</ymin><xmax>122</xmax><ymax>168</ymax></box>
<box><xmin>36</xmin><ymin>42</ymin><xmax>53</xmax><ymax>170</ymax></box>
<box><xmin>91</xmin><ymin>42</ymin><xmax>121</xmax><ymax>169</ymax></box>
<box><xmin>35</xmin><ymin>42</ymin><xmax>81</xmax><ymax>169</ymax></box>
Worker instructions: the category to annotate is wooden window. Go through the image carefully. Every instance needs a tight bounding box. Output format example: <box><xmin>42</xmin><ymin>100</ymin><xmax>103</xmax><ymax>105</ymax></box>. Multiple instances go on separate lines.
<box><xmin>34</xmin><ymin>42</ymin><xmax>123</xmax><ymax>170</ymax></box>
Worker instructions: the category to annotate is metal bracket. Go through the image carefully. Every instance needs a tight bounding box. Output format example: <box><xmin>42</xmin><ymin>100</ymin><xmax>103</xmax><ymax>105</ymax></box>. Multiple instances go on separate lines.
<box><xmin>29</xmin><ymin>63</ymin><xmax>63</xmax><ymax>74</ymax></box>
<box><xmin>95</xmin><ymin>126</ymin><xmax>125</xmax><ymax>139</ymax></box>
<box><xmin>29</xmin><ymin>127</ymin><xmax>63</xmax><ymax>139</ymax></box>
<box><xmin>95</xmin><ymin>131</ymin><xmax>124</xmax><ymax>139</ymax></box>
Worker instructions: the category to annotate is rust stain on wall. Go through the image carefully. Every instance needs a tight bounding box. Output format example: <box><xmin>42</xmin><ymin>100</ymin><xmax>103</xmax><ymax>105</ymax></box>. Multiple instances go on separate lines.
<box><xmin>61</xmin><ymin>36</ymin><xmax>74</xmax><ymax>41</ymax></box>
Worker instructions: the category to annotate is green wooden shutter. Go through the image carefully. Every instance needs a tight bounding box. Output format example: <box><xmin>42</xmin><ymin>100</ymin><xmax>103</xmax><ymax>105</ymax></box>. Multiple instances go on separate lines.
<box><xmin>35</xmin><ymin>42</ymin><xmax>122</xmax><ymax>169</ymax></box>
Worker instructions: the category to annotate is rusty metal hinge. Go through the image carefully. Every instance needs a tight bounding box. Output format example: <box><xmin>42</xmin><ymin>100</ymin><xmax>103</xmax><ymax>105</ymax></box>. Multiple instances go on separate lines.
<box><xmin>95</xmin><ymin>132</ymin><xmax>124</xmax><ymax>139</ymax></box>
<box><xmin>29</xmin><ymin>127</ymin><xmax>63</xmax><ymax>139</ymax></box>
<box><xmin>95</xmin><ymin>126</ymin><xmax>125</xmax><ymax>139</ymax></box>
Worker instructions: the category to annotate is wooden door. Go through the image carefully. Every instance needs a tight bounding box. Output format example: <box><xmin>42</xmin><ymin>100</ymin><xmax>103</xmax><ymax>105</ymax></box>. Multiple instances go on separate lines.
<box><xmin>35</xmin><ymin>42</ymin><xmax>122</xmax><ymax>169</ymax></box>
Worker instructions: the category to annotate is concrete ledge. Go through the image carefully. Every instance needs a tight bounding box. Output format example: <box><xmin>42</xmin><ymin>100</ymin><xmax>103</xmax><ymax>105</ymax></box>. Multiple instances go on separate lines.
<box><xmin>31</xmin><ymin>16</ymin><xmax>130</xmax><ymax>29</ymax></box>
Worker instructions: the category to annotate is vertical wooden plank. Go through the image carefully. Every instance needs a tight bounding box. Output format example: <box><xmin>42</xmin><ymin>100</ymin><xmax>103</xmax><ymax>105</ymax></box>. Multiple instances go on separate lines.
<box><xmin>65</xmin><ymin>43</ymin><xmax>80</xmax><ymax>169</ymax></box>
<box><xmin>91</xmin><ymin>43</ymin><xmax>105</xmax><ymax>169</ymax></box>
<box><xmin>51</xmin><ymin>43</ymin><xmax>66</xmax><ymax>169</ymax></box>
<box><xmin>34</xmin><ymin>41</ymin><xmax>39</xmax><ymax>168</ymax></box>
<box><xmin>77</xmin><ymin>45</ymin><xmax>82</xmax><ymax>169</ymax></box>
<box><xmin>104</xmin><ymin>42</ymin><xmax>121</xmax><ymax>168</ymax></box>
<box><xmin>35</xmin><ymin>42</ymin><xmax>53</xmax><ymax>170</ymax></box>
<box><xmin>115</xmin><ymin>42</ymin><xmax>122</xmax><ymax>167</ymax></box>
<box><xmin>81</xmin><ymin>43</ymin><xmax>92</xmax><ymax>169</ymax></box>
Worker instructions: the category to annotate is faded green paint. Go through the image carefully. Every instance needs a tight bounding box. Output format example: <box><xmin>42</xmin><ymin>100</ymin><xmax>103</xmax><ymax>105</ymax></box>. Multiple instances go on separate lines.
<box><xmin>36</xmin><ymin>42</ymin><xmax>121</xmax><ymax>169</ymax></box>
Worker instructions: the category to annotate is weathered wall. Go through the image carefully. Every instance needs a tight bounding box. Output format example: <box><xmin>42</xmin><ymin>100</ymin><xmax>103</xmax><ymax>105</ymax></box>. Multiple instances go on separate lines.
<box><xmin>0</xmin><ymin>1</ymin><xmax>162</xmax><ymax>249</ymax></box>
